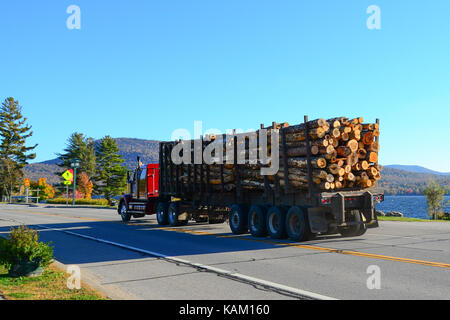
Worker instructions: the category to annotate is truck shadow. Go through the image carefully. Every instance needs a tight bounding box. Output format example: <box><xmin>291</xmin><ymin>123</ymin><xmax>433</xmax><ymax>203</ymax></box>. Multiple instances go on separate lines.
<box><xmin>0</xmin><ymin>219</ymin><xmax>367</xmax><ymax>266</ymax></box>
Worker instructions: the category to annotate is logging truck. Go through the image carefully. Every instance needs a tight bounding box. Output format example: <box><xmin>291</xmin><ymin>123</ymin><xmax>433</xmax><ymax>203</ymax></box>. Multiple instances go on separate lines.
<box><xmin>118</xmin><ymin>116</ymin><xmax>384</xmax><ymax>241</ymax></box>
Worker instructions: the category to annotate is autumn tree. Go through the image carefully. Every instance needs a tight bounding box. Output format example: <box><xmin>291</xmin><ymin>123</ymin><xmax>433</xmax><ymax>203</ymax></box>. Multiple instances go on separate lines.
<box><xmin>94</xmin><ymin>136</ymin><xmax>127</xmax><ymax>204</ymax></box>
<box><xmin>77</xmin><ymin>172</ymin><xmax>93</xmax><ymax>199</ymax></box>
<box><xmin>0</xmin><ymin>97</ymin><xmax>37</xmax><ymax>201</ymax></box>
<box><xmin>30</xmin><ymin>178</ymin><xmax>55</xmax><ymax>201</ymax></box>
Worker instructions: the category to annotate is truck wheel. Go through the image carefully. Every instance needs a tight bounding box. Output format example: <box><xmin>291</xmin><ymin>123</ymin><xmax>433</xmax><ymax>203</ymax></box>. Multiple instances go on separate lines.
<box><xmin>168</xmin><ymin>202</ymin><xmax>189</xmax><ymax>227</ymax></box>
<box><xmin>229</xmin><ymin>204</ymin><xmax>248</xmax><ymax>234</ymax></box>
<box><xmin>248</xmin><ymin>205</ymin><xmax>267</xmax><ymax>237</ymax></box>
<box><xmin>119</xmin><ymin>201</ymin><xmax>131</xmax><ymax>222</ymax></box>
<box><xmin>266</xmin><ymin>206</ymin><xmax>287</xmax><ymax>239</ymax></box>
<box><xmin>339</xmin><ymin>210</ymin><xmax>367</xmax><ymax>237</ymax></box>
<box><xmin>156</xmin><ymin>202</ymin><xmax>169</xmax><ymax>226</ymax></box>
<box><xmin>285</xmin><ymin>206</ymin><xmax>314</xmax><ymax>241</ymax></box>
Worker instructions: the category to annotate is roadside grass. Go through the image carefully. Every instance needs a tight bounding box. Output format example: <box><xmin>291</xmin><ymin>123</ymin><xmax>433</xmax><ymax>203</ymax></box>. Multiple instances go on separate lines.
<box><xmin>378</xmin><ymin>216</ymin><xmax>450</xmax><ymax>222</ymax></box>
<box><xmin>0</xmin><ymin>238</ymin><xmax>107</xmax><ymax>300</ymax></box>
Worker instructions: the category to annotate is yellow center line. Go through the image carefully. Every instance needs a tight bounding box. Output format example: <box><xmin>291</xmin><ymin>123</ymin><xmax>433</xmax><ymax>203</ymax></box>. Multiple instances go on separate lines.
<box><xmin>6</xmin><ymin>209</ymin><xmax>450</xmax><ymax>270</ymax></box>
<box><xmin>148</xmin><ymin>226</ymin><xmax>450</xmax><ymax>270</ymax></box>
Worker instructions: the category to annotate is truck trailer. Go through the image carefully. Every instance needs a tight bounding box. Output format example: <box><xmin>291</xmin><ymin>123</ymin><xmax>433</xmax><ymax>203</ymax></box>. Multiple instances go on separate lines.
<box><xmin>118</xmin><ymin>116</ymin><xmax>384</xmax><ymax>241</ymax></box>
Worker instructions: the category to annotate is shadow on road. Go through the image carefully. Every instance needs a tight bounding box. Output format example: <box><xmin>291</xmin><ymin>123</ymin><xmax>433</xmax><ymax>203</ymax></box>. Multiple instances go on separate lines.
<box><xmin>0</xmin><ymin>218</ymin><xmax>365</xmax><ymax>266</ymax></box>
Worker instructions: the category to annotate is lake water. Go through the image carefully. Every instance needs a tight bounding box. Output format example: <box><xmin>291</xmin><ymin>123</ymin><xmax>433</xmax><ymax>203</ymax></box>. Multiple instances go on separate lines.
<box><xmin>375</xmin><ymin>195</ymin><xmax>450</xmax><ymax>219</ymax></box>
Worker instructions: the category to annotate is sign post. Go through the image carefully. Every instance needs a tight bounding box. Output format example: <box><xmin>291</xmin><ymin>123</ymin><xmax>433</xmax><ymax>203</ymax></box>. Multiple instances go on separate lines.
<box><xmin>70</xmin><ymin>160</ymin><xmax>80</xmax><ymax>206</ymax></box>
<box><xmin>24</xmin><ymin>179</ymin><xmax>30</xmax><ymax>204</ymax></box>
<box><xmin>62</xmin><ymin>169</ymin><xmax>74</xmax><ymax>206</ymax></box>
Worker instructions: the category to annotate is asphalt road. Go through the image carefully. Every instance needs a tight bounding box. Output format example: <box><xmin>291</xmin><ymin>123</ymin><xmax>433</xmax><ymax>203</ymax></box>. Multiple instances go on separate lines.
<box><xmin>0</xmin><ymin>204</ymin><xmax>449</xmax><ymax>300</ymax></box>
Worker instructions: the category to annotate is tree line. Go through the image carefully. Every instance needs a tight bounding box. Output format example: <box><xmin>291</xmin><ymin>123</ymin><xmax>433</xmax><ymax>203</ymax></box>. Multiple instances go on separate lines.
<box><xmin>56</xmin><ymin>133</ymin><xmax>127</xmax><ymax>204</ymax></box>
<box><xmin>0</xmin><ymin>96</ymin><xmax>127</xmax><ymax>204</ymax></box>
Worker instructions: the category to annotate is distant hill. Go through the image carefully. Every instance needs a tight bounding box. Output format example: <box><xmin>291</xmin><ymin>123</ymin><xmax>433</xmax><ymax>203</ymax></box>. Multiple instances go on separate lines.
<box><xmin>24</xmin><ymin>139</ymin><xmax>450</xmax><ymax>195</ymax></box>
<box><xmin>384</xmin><ymin>165</ymin><xmax>450</xmax><ymax>176</ymax></box>
<box><xmin>378</xmin><ymin>167</ymin><xmax>450</xmax><ymax>195</ymax></box>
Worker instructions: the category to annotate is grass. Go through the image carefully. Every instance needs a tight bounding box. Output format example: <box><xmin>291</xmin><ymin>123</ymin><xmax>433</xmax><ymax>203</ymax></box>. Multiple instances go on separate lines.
<box><xmin>0</xmin><ymin>264</ymin><xmax>108</xmax><ymax>300</ymax></box>
<box><xmin>378</xmin><ymin>216</ymin><xmax>450</xmax><ymax>222</ymax></box>
<box><xmin>0</xmin><ymin>238</ymin><xmax>107</xmax><ymax>300</ymax></box>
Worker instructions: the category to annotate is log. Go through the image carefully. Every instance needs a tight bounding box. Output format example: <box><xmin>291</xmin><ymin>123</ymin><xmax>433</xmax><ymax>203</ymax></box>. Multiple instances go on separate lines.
<box><xmin>362</xmin><ymin>132</ymin><xmax>374</xmax><ymax>145</ymax></box>
<box><xmin>318</xmin><ymin>145</ymin><xmax>335</xmax><ymax>155</ymax></box>
<box><xmin>357</xmin><ymin>148</ymin><xmax>367</xmax><ymax>159</ymax></box>
<box><xmin>367</xmin><ymin>152</ymin><xmax>378</xmax><ymax>163</ymax></box>
<box><xmin>345</xmin><ymin>172</ymin><xmax>356</xmax><ymax>181</ymax></box>
<box><xmin>337</xmin><ymin>146</ymin><xmax>352</xmax><ymax>157</ymax></box>
<box><xmin>346</xmin><ymin>139</ymin><xmax>359</xmax><ymax>153</ymax></box>
<box><xmin>331</xmin><ymin>128</ymin><xmax>341</xmax><ymax>138</ymax></box>
<box><xmin>360</xmin><ymin>160</ymin><xmax>370</xmax><ymax>170</ymax></box>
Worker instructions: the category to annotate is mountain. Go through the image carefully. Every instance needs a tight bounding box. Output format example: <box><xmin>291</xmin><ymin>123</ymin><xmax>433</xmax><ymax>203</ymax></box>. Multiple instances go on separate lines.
<box><xmin>23</xmin><ymin>138</ymin><xmax>450</xmax><ymax>195</ymax></box>
<box><xmin>384</xmin><ymin>165</ymin><xmax>450</xmax><ymax>176</ymax></box>
<box><xmin>378</xmin><ymin>166</ymin><xmax>450</xmax><ymax>195</ymax></box>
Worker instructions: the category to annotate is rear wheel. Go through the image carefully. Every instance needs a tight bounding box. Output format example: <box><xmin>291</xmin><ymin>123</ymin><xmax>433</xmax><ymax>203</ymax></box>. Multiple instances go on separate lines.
<box><xmin>339</xmin><ymin>210</ymin><xmax>367</xmax><ymax>237</ymax></box>
<box><xmin>248</xmin><ymin>205</ymin><xmax>267</xmax><ymax>237</ymax></box>
<box><xmin>119</xmin><ymin>201</ymin><xmax>131</xmax><ymax>222</ymax></box>
<box><xmin>229</xmin><ymin>204</ymin><xmax>248</xmax><ymax>234</ymax></box>
<box><xmin>285</xmin><ymin>206</ymin><xmax>314</xmax><ymax>241</ymax></box>
<box><xmin>266</xmin><ymin>206</ymin><xmax>287</xmax><ymax>239</ymax></box>
<box><xmin>156</xmin><ymin>202</ymin><xmax>169</xmax><ymax>226</ymax></box>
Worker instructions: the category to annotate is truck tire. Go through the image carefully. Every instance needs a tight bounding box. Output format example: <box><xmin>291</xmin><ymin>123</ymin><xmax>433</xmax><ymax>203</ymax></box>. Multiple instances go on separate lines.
<box><xmin>339</xmin><ymin>210</ymin><xmax>367</xmax><ymax>237</ymax></box>
<box><xmin>168</xmin><ymin>202</ymin><xmax>188</xmax><ymax>226</ymax></box>
<box><xmin>119</xmin><ymin>201</ymin><xmax>131</xmax><ymax>222</ymax></box>
<box><xmin>156</xmin><ymin>202</ymin><xmax>169</xmax><ymax>226</ymax></box>
<box><xmin>229</xmin><ymin>204</ymin><xmax>248</xmax><ymax>234</ymax></box>
<box><xmin>248</xmin><ymin>205</ymin><xmax>267</xmax><ymax>237</ymax></box>
<box><xmin>266</xmin><ymin>206</ymin><xmax>287</xmax><ymax>239</ymax></box>
<box><xmin>285</xmin><ymin>206</ymin><xmax>314</xmax><ymax>241</ymax></box>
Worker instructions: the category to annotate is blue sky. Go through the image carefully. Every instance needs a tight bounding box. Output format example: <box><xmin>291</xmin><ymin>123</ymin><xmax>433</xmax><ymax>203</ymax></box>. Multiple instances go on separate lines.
<box><xmin>1</xmin><ymin>1</ymin><xmax>449</xmax><ymax>171</ymax></box>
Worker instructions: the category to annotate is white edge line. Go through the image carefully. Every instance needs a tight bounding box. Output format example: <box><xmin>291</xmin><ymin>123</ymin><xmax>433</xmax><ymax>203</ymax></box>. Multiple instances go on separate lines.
<box><xmin>35</xmin><ymin>224</ymin><xmax>338</xmax><ymax>300</ymax></box>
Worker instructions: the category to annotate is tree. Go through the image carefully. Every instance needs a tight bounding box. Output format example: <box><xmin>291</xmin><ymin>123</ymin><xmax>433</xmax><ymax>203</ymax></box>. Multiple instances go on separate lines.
<box><xmin>0</xmin><ymin>97</ymin><xmax>37</xmax><ymax>201</ymax></box>
<box><xmin>57</xmin><ymin>133</ymin><xmax>96</xmax><ymax>178</ymax></box>
<box><xmin>30</xmin><ymin>178</ymin><xmax>55</xmax><ymax>201</ymax></box>
<box><xmin>77</xmin><ymin>172</ymin><xmax>93</xmax><ymax>199</ymax></box>
<box><xmin>94</xmin><ymin>136</ymin><xmax>127</xmax><ymax>204</ymax></box>
<box><xmin>422</xmin><ymin>179</ymin><xmax>449</xmax><ymax>220</ymax></box>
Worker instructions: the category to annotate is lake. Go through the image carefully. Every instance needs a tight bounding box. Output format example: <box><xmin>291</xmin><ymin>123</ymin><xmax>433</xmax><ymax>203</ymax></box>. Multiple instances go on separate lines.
<box><xmin>375</xmin><ymin>195</ymin><xmax>450</xmax><ymax>219</ymax></box>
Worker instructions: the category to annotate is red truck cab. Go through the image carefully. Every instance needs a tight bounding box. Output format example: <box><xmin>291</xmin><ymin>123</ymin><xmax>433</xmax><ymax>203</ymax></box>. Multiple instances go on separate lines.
<box><xmin>119</xmin><ymin>163</ymin><xmax>160</xmax><ymax>221</ymax></box>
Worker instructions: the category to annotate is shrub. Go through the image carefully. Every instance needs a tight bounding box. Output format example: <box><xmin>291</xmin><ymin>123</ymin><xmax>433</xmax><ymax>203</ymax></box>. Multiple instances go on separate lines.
<box><xmin>0</xmin><ymin>226</ymin><xmax>54</xmax><ymax>271</ymax></box>
<box><xmin>46</xmin><ymin>198</ymin><xmax>109</xmax><ymax>206</ymax></box>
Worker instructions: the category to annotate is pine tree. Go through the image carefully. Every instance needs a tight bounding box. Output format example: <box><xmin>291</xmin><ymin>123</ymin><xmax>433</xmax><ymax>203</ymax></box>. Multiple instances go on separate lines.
<box><xmin>57</xmin><ymin>133</ymin><xmax>96</xmax><ymax>178</ymax></box>
<box><xmin>94</xmin><ymin>136</ymin><xmax>127</xmax><ymax>204</ymax></box>
<box><xmin>0</xmin><ymin>97</ymin><xmax>37</xmax><ymax>200</ymax></box>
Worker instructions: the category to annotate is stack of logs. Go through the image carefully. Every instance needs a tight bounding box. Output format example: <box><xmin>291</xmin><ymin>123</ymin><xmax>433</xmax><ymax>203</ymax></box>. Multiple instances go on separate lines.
<box><xmin>175</xmin><ymin>117</ymin><xmax>381</xmax><ymax>192</ymax></box>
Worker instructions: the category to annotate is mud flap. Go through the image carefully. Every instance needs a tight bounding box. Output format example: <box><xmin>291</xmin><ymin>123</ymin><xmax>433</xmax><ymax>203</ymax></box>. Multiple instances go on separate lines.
<box><xmin>307</xmin><ymin>208</ymin><xmax>328</xmax><ymax>233</ymax></box>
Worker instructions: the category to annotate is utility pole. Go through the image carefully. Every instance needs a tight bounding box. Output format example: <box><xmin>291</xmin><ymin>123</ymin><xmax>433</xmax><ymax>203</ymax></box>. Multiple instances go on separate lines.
<box><xmin>70</xmin><ymin>159</ymin><xmax>80</xmax><ymax>206</ymax></box>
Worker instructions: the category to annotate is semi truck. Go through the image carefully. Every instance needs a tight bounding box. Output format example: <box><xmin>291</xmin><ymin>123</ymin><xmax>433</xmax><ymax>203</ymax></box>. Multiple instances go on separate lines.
<box><xmin>118</xmin><ymin>117</ymin><xmax>384</xmax><ymax>241</ymax></box>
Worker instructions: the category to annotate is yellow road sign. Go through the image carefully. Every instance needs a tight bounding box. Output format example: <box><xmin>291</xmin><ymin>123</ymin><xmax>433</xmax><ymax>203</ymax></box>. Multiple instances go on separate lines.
<box><xmin>62</xmin><ymin>169</ymin><xmax>74</xmax><ymax>181</ymax></box>
<box><xmin>63</xmin><ymin>180</ymin><xmax>72</xmax><ymax>185</ymax></box>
